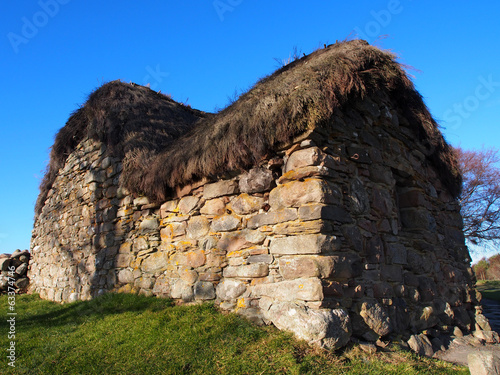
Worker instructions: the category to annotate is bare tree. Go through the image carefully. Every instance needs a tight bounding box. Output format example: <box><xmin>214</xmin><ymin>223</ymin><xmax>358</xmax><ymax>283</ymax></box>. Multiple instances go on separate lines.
<box><xmin>455</xmin><ymin>147</ymin><xmax>500</xmax><ymax>245</ymax></box>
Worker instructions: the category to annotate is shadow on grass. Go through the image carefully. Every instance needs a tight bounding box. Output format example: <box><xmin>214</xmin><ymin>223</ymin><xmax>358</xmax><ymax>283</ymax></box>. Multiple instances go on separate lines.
<box><xmin>14</xmin><ymin>293</ymin><xmax>175</xmax><ymax>328</ymax></box>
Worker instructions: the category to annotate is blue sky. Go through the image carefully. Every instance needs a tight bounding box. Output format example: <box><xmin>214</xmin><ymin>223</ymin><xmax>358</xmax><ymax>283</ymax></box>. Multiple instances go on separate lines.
<box><xmin>0</xmin><ymin>1</ymin><xmax>499</xmax><ymax>263</ymax></box>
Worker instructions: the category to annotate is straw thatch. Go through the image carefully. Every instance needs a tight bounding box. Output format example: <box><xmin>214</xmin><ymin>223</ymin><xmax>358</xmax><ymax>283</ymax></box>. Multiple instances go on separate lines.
<box><xmin>36</xmin><ymin>40</ymin><xmax>462</xmax><ymax>213</ymax></box>
<box><xmin>35</xmin><ymin>82</ymin><xmax>207</xmax><ymax>213</ymax></box>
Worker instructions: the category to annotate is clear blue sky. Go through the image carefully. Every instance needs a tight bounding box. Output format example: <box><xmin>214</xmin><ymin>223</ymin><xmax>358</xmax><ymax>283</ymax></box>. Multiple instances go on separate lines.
<box><xmin>1</xmin><ymin>1</ymin><xmax>499</xmax><ymax>263</ymax></box>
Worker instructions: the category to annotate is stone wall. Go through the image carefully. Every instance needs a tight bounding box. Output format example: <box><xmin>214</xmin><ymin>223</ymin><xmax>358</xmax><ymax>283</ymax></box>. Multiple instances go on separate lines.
<box><xmin>29</xmin><ymin>95</ymin><xmax>482</xmax><ymax>349</ymax></box>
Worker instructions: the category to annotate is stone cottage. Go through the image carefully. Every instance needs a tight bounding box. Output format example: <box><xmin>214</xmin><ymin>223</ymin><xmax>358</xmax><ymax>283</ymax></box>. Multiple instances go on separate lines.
<box><xmin>29</xmin><ymin>40</ymin><xmax>484</xmax><ymax>350</ymax></box>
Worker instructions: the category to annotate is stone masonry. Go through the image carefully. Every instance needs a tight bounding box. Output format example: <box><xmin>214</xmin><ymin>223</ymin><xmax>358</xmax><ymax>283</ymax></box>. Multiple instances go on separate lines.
<box><xmin>29</xmin><ymin>93</ymin><xmax>487</xmax><ymax>350</ymax></box>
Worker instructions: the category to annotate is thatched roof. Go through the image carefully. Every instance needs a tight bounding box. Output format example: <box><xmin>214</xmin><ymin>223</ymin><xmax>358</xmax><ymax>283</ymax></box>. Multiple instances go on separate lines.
<box><xmin>36</xmin><ymin>40</ymin><xmax>462</xmax><ymax>213</ymax></box>
<box><xmin>36</xmin><ymin>82</ymin><xmax>207</xmax><ymax>212</ymax></box>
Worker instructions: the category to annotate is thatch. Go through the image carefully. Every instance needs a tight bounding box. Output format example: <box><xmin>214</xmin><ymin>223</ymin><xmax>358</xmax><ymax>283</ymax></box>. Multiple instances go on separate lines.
<box><xmin>36</xmin><ymin>81</ymin><xmax>207</xmax><ymax>213</ymax></box>
<box><xmin>36</xmin><ymin>39</ymin><xmax>462</xmax><ymax>213</ymax></box>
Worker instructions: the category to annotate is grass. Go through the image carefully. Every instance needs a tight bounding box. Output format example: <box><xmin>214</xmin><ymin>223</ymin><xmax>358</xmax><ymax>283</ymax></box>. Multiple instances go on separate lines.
<box><xmin>0</xmin><ymin>293</ymin><xmax>468</xmax><ymax>375</ymax></box>
<box><xmin>476</xmin><ymin>280</ymin><xmax>500</xmax><ymax>301</ymax></box>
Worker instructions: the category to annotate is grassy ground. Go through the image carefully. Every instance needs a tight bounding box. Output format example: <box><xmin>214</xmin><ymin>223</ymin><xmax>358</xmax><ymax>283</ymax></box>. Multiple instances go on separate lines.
<box><xmin>0</xmin><ymin>293</ymin><xmax>468</xmax><ymax>375</ymax></box>
<box><xmin>476</xmin><ymin>280</ymin><xmax>500</xmax><ymax>301</ymax></box>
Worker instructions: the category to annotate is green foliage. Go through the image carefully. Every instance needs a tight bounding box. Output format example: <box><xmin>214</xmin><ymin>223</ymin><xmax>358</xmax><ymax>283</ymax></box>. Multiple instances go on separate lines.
<box><xmin>0</xmin><ymin>294</ymin><xmax>467</xmax><ymax>374</ymax></box>
<box><xmin>473</xmin><ymin>252</ymin><xmax>500</xmax><ymax>281</ymax></box>
<box><xmin>473</xmin><ymin>258</ymin><xmax>490</xmax><ymax>280</ymax></box>
<box><xmin>476</xmin><ymin>280</ymin><xmax>500</xmax><ymax>301</ymax></box>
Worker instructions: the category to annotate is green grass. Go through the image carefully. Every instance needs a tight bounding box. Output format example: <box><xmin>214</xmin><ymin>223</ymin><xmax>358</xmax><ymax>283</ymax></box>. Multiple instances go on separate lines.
<box><xmin>476</xmin><ymin>280</ymin><xmax>500</xmax><ymax>301</ymax></box>
<box><xmin>0</xmin><ymin>293</ymin><xmax>468</xmax><ymax>375</ymax></box>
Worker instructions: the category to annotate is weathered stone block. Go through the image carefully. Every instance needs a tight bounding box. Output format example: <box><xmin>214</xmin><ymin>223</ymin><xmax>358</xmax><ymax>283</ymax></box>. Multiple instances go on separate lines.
<box><xmin>161</xmin><ymin>222</ymin><xmax>187</xmax><ymax>240</ymax></box>
<box><xmin>247</xmin><ymin>208</ymin><xmax>297</xmax><ymax>229</ymax></box>
<box><xmin>216</xmin><ymin>279</ymin><xmax>247</xmax><ymax>301</ymax></box>
<box><xmin>247</xmin><ymin>254</ymin><xmax>273</xmax><ymax>264</ymax></box>
<box><xmin>139</xmin><ymin>218</ymin><xmax>158</xmax><ymax>233</ymax></box>
<box><xmin>274</xmin><ymin>220</ymin><xmax>330</xmax><ymax>235</ymax></box>
<box><xmin>194</xmin><ymin>281</ymin><xmax>215</xmax><ymax>300</ymax></box>
<box><xmin>262</xmin><ymin>301</ymin><xmax>351</xmax><ymax>350</ymax></box>
<box><xmin>408</xmin><ymin>334</ymin><xmax>434</xmax><ymax>357</ymax></box>
<box><xmin>386</xmin><ymin>243</ymin><xmax>407</xmax><ymax>265</ymax></box>
<box><xmin>298</xmin><ymin>204</ymin><xmax>352</xmax><ymax>223</ymax></box>
<box><xmin>239</xmin><ymin>167</ymin><xmax>274</xmax><ymax>193</ymax></box>
<box><xmin>210</xmin><ymin>215</ymin><xmax>239</xmax><ymax>232</ymax></box>
<box><xmin>253</xmin><ymin>278</ymin><xmax>323</xmax><ymax>302</ymax></box>
<box><xmin>223</xmin><ymin>263</ymin><xmax>269</xmax><ymax>278</ymax></box>
<box><xmin>152</xmin><ymin>275</ymin><xmax>170</xmax><ymax>296</ymax></box>
<box><xmin>230</xmin><ymin>194</ymin><xmax>264</xmax><ymax>215</ymax></box>
<box><xmin>279</xmin><ymin>256</ymin><xmax>333</xmax><ymax>279</ymax></box>
<box><xmin>328</xmin><ymin>254</ymin><xmax>363</xmax><ymax>279</ymax></box>
<box><xmin>117</xmin><ymin>269</ymin><xmax>134</xmax><ymax>284</ymax></box>
<box><xmin>170</xmin><ymin>279</ymin><xmax>194</xmax><ymax>301</ymax></box>
<box><xmin>270</xmin><ymin>179</ymin><xmax>341</xmax><ymax>209</ymax></box>
<box><xmin>200</xmin><ymin>198</ymin><xmax>226</xmax><ymax>216</ymax></box>
<box><xmin>178</xmin><ymin>196</ymin><xmax>200</xmax><ymax>214</ymax></box>
<box><xmin>141</xmin><ymin>252</ymin><xmax>169</xmax><ymax>273</ymax></box>
<box><xmin>133</xmin><ymin>237</ymin><xmax>149</xmax><ymax>252</ymax></box>
<box><xmin>203</xmin><ymin>180</ymin><xmax>239</xmax><ymax>199</ymax></box>
<box><xmin>217</xmin><ymin>230</ymin><xmax>266</xmax><ymax>253</ymax></box>
<box><xmin>186</xmin><ymin>250</ymin><xmax>206</xmax><ymax>268</ymax></box>
<box><xmin>115</xmin><ymin>253</ymin><xmax>131</xmax><ymax>268</ymax></box>
<box><xmin>359</xmin><ymin>300</ymin><xmax>393</xmax><ymax>337</ymax></box>
<box><xmin>270</xmin><ymin>234</ymin><xmax>340</xmax><ymax>255</ymax></box>
<box><xmin>187</xmin><ymin>216</ymin><xmax>210</xmax><ymax>239</ymax></box>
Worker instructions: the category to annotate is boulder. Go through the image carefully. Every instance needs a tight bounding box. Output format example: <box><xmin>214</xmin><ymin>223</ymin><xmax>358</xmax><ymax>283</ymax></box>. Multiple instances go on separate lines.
<box><xmin>262</xmin><ymin>301</ymin><xmax>351</xmax><ymax>350</ymax></box>
<box><xmin>468</xmin><ymin>352</ymin><xmax>500</xmax><ymax>375</ymax></box>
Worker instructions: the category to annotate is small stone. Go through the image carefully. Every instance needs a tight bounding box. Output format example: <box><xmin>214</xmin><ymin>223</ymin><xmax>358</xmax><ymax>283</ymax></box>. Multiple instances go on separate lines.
<box><xmin>408</xmin><ymin>334</ymin><xmax>434</xmax><ymax>357</ymax></box>
<box><xmin>14</xmin><ymin>278</ymin><xmax>29</xmax><ymax>290</ymax></box>
<box><xmin>133</xmin><ymin>197</ymin><xmax>150</xmax><ymax>206</ymax></box>
<box><xmin>239</xmin><ymin>167</ymin><xmax>274</xmax><ymax>193</ymax></box>
<box><xmin>15</xmin><ymin>263</ymin><xmax>28</xmax><ymax>276</ymax></box>
<box><xmin>359</xmin><ymin>300</ymin><xmax>393</xmax><ymax>337</ymax></box>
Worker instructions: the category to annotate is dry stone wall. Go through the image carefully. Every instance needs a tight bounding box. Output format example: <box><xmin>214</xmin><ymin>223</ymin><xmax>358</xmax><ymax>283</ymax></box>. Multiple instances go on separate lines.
<box><xmin>30</xmin><ymin>95</ymin><xmax>484</xmax><ymax>349</ymax></box>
